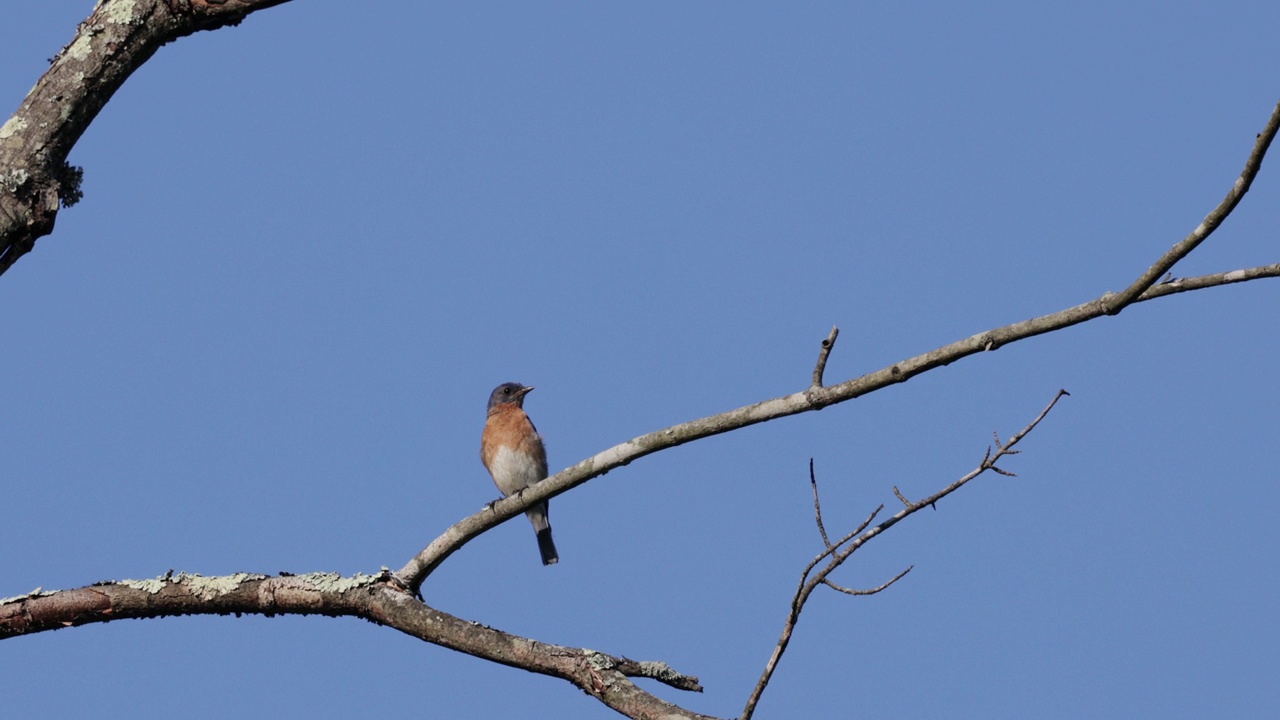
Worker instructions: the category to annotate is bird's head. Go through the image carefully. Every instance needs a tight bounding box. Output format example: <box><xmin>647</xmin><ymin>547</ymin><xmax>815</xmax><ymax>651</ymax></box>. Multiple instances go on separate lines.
<box><xmin>487</xmin><ymin>382</ymin><xmax>534</xmax><ymax>411</ymax></box>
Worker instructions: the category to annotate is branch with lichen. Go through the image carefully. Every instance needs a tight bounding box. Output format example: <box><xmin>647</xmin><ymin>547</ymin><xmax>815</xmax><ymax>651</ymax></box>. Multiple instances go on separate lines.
<box><xmin>0</xmin><ymin>570</ymin><xmax>714</xmax><ymax>720</ymax></box>
<box><xmin>0</xmin><ymin>0</ymin><xmax>294</xmax><ymax>274</ymax></box>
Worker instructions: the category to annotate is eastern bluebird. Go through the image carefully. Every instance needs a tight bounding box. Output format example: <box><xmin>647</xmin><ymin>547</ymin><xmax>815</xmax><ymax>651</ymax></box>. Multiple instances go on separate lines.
<box><xmin>480</xmin><ymin>382</ymin><xmax>558</xmax><ymax>565</ymax></box>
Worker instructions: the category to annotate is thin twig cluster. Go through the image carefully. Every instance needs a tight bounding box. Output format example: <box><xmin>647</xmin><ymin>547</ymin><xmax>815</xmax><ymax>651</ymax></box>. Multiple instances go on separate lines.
<box><xmin>740</xmin><ymin>377</ymin><xmax>1070</xmax><ymax>719</ymax></box>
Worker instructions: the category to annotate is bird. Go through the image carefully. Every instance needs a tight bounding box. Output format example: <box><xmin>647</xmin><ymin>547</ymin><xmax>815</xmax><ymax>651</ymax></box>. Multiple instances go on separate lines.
<box><xmin>480</xmin><ymin>382</ymin><xmax>558</xmax><ymax>565</ymax></box>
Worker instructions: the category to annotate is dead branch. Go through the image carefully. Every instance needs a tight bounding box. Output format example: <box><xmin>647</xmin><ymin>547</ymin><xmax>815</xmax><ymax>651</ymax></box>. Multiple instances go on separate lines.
<box><xmin>821</xmin><ymin>567</ymin><xmax>914</xmax><ymax>597</ymax></box>
<box><xmin>396</xmin><ymin>92</ymin><xmax>1277</xmax><ymax>593</ymax></box>
<box><xmin>0</xmin><ymin>571</ymin><xmax>716</xmax><ymax>720</ymax></box>
<box><xmin>1103</xmin><ymin>101</ymin><xmax>1280</xmax><ymax>314</ymax></box>
<box><xmin>0</xmin><ymin>0</ymin><xmax>293</xmax><ymax>275</ymax></box>
<box><xmin>739</xmin><ymin>389</ymin><xmax>1068</xmax><ymax>720</ymax></box>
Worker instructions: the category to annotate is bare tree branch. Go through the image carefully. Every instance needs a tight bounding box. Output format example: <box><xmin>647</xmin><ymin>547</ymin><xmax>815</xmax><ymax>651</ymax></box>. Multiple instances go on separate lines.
<box><xmin>0</xmin><ymin>571</ymin><xmax>716</xmax><ymax>720</ymax></box>
<box><xmin>740</xmin><ymin>389</ymin><xmax>1069</xmax><ymax>720</ymax></box>
<box><xmin>394</xmin><ymin>97</ymin><xmax>1279</xmax><ymax>594</ymax></box>
<box><xmin>0</xmin><ymin>0</ymin><xmax>293</xmax><ymax>275</ymax></box>
<box><xmin>1104</xmin><ymin>101</ymin><xmax>1280</xmax><ymax>314</ymax></box>
<box><xmin>1134</xmin><ymin>262</ymin><xmax>1280</xmax><ymax>300</ymax></box>
<box><xmin>821</xmin><ymin>567</ymin><xmax>913</xmax><ymax>597</ymax></box>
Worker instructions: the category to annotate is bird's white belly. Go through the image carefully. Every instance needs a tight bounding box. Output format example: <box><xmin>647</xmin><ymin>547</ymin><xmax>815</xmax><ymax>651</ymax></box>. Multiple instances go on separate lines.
<box><xmin>488</xmin><ymin>445</ymin><xmax>542</xmax><ymax>496</ymax></box>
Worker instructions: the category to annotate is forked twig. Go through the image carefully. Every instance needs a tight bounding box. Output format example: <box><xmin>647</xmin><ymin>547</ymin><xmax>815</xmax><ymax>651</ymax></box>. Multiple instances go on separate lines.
<box><xmin>1105</xmin><ymin>101</ymin><xmax>1280</xmax><ymax>314</ymax></box>
<box><xmin>741</xmin><ymin>389</ymin><xmax>1069</xmax><ymax>720</ymax></box>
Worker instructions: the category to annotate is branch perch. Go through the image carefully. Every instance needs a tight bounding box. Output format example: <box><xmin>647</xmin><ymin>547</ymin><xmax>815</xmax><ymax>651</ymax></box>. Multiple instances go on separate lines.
<box><xmin>396</xmin><ymin>101</ymin><xmax>1280</xmax><ymax>595</ymax></box>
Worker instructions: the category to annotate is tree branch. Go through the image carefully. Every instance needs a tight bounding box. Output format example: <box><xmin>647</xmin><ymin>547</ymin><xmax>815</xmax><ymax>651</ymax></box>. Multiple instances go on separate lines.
<box><xmin>1104</xmin><ymin>100</ymin><xmax>1280</xmax><ymax>314</ymax></box>
<box><xmin>0</xmin><ymin>571</ymin><xmax>716</xmax><ymax>720</ymax></box>
<box><xmin>396</xmin><ymin>95</ymin><xmax>1279</xmax><ymax>593</ymax></box>
<box><xmin>820</xmin><ymin>567</ymin><xmax>913</xmax><ymax>597</ymax></box>
<box><xmin>0</xmin><ymin>0</ymin><xmax>292</xmax><ymax>275</ymax></box>
<box><xmin>740</xmin><ymin>389</ymin><xmax>1069</xmax><ymax>720</ymax></box>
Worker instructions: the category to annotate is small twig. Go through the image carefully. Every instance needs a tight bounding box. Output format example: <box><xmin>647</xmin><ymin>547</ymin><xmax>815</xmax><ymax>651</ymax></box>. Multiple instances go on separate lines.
<box><xmin>809</xmin><ymin>458</ymin><xmax>832</xmax><ymax>548</ymax></box>
<box><xmin>811</xmin><ymin>325</ymin><xmax>840</xmax><ymax>387</ymax></box>
<box><xmin>741</xmin><ymin>389</ymin><xmax>1069</xmax><ymax>720</ymax></box>
<box><xmin>611</xmin><ymin>657</ymin><xmax>704</xmax><ymax>692</ymax></box>
<box><xmin>1138</xmin><ymin>263</ymin><xmax>1280</xmax><ymax>301</ymax></box>
<box><xmin>822</xmin><ymin>565</ymin><xmax>914</xmax><ymax>596</ymax></box>
<box><xmin>892</xmin><ymin>486</ymin><xmax>915</xmax><ymax>509</ymax></box>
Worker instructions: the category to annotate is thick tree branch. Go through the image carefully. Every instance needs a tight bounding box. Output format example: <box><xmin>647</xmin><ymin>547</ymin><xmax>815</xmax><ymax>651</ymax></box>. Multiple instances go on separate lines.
<box><xmin>396</xmin><ymin>97</ymin><xmax>1280</xmax><ymax>593</ymax></box>
<box><xmin>0</xmin><ymin>0</ymin><xmax>292</xmax><ymax>275</ymax></box>
<box><xmin>0</xmin><ymin>571</ymin><xmax>715</xmax><ymax>720</ymax></box>
<box><xmin>740</xmin><ymin>389</ymin><xmax>1068</xmax><ymax>720</ymax></box>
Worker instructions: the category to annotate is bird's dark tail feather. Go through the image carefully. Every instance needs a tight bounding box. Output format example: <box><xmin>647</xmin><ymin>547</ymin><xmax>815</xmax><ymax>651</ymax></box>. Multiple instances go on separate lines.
<box><xmin>536</xmin><ymin>527</ymin><xmax>559</xmax><ymax>566</ymax></box>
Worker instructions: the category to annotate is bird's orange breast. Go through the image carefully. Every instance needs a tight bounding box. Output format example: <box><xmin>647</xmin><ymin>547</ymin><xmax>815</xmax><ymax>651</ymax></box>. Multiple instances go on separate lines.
<box><xmin>481</xmin><ymin>404</ymin><xmax>545</xmax><ymax>473</ymax></box>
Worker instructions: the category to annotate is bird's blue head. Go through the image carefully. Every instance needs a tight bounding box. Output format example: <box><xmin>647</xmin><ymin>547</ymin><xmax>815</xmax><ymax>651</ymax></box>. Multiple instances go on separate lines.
<box><xmin>487</xmin><ymin>382</ymin><xmax>533</xmax><ymax>411</ymax></box>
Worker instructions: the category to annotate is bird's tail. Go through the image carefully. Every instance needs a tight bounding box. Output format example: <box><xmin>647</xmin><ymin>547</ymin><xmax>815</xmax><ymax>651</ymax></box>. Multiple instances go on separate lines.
<box><xmin>536</xmin><ymin>527</ymin><xmax>559</xmax><ymax>566</ymax></box>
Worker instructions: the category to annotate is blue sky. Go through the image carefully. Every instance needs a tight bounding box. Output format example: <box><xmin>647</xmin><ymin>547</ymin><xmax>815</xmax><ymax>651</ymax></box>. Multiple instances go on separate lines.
<box><xmin>3</xmin><ymin>2</ymin><xmax>1278</xmax><ymax>718</ymax></box>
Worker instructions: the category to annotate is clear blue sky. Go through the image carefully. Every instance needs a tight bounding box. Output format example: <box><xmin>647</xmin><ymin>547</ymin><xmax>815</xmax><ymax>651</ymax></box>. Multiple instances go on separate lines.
<box><xmin>3</xmin><ymin>2</ymin><xmax>1278</xmax><ymax>718</ymax></box>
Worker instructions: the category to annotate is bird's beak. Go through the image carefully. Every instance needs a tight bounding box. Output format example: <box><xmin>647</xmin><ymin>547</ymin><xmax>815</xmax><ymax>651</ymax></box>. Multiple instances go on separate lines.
<box><xmin>519</xmin><ymin>386</ymin><xmax>535</xmax><ymax>397</ymax></box>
